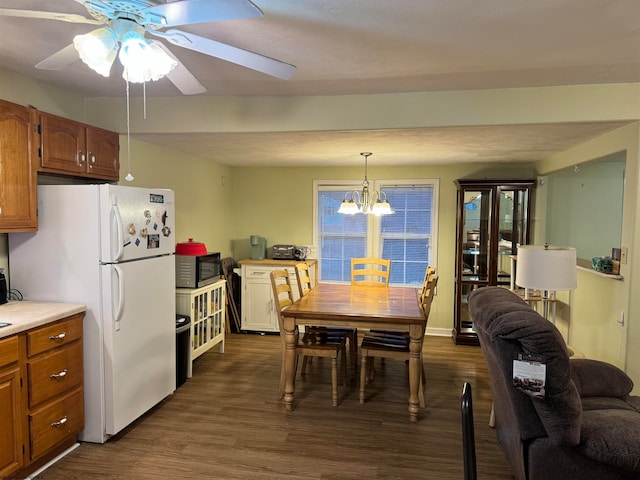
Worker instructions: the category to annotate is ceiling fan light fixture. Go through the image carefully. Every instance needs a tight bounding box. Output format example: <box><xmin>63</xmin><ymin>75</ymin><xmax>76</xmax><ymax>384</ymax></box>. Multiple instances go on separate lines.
<box><xmin>119</xmin><ymin>30</ymin><xmax>176</xmax><ymax>83</ymax></box>
<box><xmin>73</xmin><ymin>27</ymin><xmax>118</xmax><ymax>77</ymax></box>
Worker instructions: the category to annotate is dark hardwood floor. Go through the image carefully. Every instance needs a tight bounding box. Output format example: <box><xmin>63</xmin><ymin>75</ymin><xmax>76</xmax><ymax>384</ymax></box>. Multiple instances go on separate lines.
<box><xmin>36</xmin><ymin>334</ymin><xmax>514</xmax><ymax>479</ymax></box>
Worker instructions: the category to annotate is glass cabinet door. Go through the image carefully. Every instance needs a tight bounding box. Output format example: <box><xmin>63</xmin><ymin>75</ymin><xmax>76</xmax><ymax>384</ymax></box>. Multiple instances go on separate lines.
<box><xmin>453</xmin><ymin>179</ymin><xmax>535</xmax><ymax>345</ymax></box>
<box><xmin>461</xmin><ymin>188</ymin><xmax>493</xmax><ymax>283</ymax></box>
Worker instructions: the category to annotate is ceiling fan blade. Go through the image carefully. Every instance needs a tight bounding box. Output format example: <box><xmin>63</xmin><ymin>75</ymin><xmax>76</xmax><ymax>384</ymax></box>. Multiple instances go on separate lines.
<box><xmin>151</xmin><ymin>41</ymin><xmax>207</xmax><ymax>95</ymax></box>
<box><xmin>140</xmin><ymin>0</ymin><xmax>262</xmax><ymax>27</ymax></box>
<box><xmin>154</xmin><ymin>29</ymin><xmax>296</xmax><ymax>80</ymax></box>
<box><xmin>35</xmin><ymin>44</ymin><xmax>79</xmax><ymax>70</ymax></box>
<box><xmin>0</xmin><ymin>8</ymin><xmax>102</xmax><ymax>24</ymax></box>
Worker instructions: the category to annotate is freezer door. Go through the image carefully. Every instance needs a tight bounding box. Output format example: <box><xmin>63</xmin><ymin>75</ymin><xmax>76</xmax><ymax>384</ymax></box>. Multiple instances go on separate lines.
<box><xmin>100</xmin><ymin>185</ymin><xmax>175</xmax><ymax>263</ymax></box>
<box><xmin>101</xmin><ymin>254</ymin><xmax>176</xmax><ymax>437</ymax></box>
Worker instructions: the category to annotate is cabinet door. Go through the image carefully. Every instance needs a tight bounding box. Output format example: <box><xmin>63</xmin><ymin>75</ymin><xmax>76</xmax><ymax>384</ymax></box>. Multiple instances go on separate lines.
<box><xmin>0</xmin><ymin>367</ymin><xmax>23</xmax><ymax>477</ymax></box>
<box><xmin>39</xmin><ymin>113</ymin><xmax>87</xmax><ymax>175</ymax></box>
<box><xmin>242</xmin><ymin>274</ymin><xmax>278</xmax><ymax>332</ymax></box>
<box><xmin>0</xmin><ymin>100</ymin><xmax>37</xmax><ymax>232</ymax></box>
<box><xmin>86</xmin><ymin>126</ymin><xmax>119</xmax><ymax>181</ymax></box>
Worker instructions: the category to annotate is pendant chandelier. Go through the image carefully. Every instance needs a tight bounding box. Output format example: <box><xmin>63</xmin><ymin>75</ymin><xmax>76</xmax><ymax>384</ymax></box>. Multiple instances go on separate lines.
<box><xmin>338</xmin><ymin>152</ymin><xmax>394</xmax><ymax>215</ymax></box>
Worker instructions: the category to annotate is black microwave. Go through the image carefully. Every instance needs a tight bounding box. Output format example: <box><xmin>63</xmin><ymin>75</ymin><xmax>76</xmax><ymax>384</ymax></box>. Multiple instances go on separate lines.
<box><xmin>175</xmin><ymin>252</ymin><xmax>221</xmax><ymax>288</ymax></box>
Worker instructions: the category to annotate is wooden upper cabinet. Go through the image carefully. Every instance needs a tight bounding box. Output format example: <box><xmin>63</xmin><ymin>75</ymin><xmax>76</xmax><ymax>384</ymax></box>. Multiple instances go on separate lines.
<box><xmin>38</xmin><ymin>112</ymin><xmax>119</xmax><ymax>181</ymax></box>
<box><xmin>86</xmin><ymin>125</ymin><xmax>119</xmax><ymax>180</ymax></box>
<box><xmin>0</xmin><ymin>99</ymin><xmax>37</xmax><ymax>232</ymax></box>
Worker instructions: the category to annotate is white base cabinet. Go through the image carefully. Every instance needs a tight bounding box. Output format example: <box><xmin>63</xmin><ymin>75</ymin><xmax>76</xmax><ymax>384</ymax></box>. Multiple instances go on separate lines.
<box><xmin>176</xmin><ymin>279</ymin><xmax>226</xmax><ymax>377</ymax></box>
<box><xmin>239</xmin><ymin>259</ymin><xmax>317</xmax><ymax>333</ymax></box>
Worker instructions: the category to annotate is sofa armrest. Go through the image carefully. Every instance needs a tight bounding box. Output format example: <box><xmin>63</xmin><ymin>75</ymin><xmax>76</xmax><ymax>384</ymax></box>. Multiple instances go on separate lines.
<box><xmin>571</xmin><ymin>358</ymin><xmax>633</xmax><ymax>398</ymax></box>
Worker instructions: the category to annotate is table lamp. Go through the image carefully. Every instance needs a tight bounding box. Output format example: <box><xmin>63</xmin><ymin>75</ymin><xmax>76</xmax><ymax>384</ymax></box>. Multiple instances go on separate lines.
<box><xmin>515</xmin><ymin>244</ymin><xmax>577</xmax><ymax>321</ymax></box>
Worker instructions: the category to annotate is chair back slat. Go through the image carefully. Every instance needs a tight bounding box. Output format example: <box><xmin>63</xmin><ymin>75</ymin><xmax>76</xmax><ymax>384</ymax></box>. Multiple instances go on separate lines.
<box><xmin>295</xmin><ymin>262</ymin><xmax>313</xmax><ymax>298</ymax></box>
<box><xmin>270</xmin><ymin>270</ymin><xmax>295</xmax><ymax>341</ymax></box>
<box><xmin>351</xmin><ymin>257</ymin><xmax>391</xmax><ymax>286</ymax></box>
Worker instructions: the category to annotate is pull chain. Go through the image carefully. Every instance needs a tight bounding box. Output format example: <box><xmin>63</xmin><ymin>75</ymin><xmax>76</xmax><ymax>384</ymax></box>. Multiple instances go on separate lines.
<box><xmin>124</xmin><ymin>78</ymin><xmax>134</xmax><ymax>181</ymax></box>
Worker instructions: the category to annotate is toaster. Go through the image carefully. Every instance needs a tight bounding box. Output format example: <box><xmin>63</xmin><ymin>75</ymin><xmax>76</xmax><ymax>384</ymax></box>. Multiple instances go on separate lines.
<box><xmin>272</xmin><ymin>245</ymin><xmax>296</xmax><ymax>260</ymax></box>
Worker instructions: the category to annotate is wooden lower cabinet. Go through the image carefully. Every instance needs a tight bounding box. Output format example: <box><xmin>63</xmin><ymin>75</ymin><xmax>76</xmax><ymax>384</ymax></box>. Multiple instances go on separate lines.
<box><xmin>0</xmin><ymin>313</ymin><xmax>84</xmax><ymax>478</ymax></box>
<box><xmin>239</xmin><ymin>259</ymin><xmax>318</xmax><ymax>332</ymax></box>
<box><xmin>0</xmin><ymin>336</ymin><xmax>23</xmax><ymax>477</ymax></box>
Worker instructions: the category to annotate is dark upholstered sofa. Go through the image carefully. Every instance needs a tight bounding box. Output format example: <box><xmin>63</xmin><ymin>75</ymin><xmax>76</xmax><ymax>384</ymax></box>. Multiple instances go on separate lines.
<box><xmin>469</xmin><ymin>286</ymin><xmax>640</xmax><ymax>480</ymax></box>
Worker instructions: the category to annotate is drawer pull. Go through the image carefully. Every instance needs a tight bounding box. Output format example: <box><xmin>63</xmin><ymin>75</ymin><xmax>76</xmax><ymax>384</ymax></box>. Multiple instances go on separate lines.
<box><xmin>50</xmin><ymin>369</ymin><xmax>68</xmax><ymax>379</ymax></box>
<box><xmin>49</xmin><ymin>332</ymin><xmax>67</xmax><ymax>341</ymax></box>
<box><xmin>51</xmin><ymin>416</ymin><xmax>68</xmax><ymax>427</ymax></box>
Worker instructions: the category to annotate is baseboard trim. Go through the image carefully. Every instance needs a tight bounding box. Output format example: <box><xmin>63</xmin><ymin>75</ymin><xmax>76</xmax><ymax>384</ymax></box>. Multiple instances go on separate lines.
<box><xmin>426</xmin><ymin>327</ymin><xmax>453</xmax><ymax>337</ymax></box>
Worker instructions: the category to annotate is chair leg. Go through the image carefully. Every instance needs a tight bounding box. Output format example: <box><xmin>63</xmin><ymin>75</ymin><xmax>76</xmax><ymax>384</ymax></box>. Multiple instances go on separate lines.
<box><xmin>418</xmin><ymin>360</ymin><xmax>426</xmax><ymax>408</ymax></box>
<box><xmin>331</xmin><ymin>357</ymin><xmax>338</xmax><ymax>407</ymax></box>
<box><xmin>359</xmin><ymin>353</ymin><xmax>368</xmax><ymax>404</ymax></box>
<box><xmin>341</xmin><ymin>347</ymin><xmax>347</xmax><ymax>386</ymax></box>
<box><xmin>301</xmin><ymin>355</ymin><xmax>309</xmax><ymax>375</ymax></box>
<box><xmin>367</xmin><ymin>357</ymin><xmax>375</xmax><ymax>382</ymax></box>
<box><xmin>278</xmin><ymin>363</ymin><xmax>285</xmax><ymax>400</ymax></box>
<box><xmin>349</xmin><ymin>330</ymin><xmax>358</xmax><ymax>379</ymax></box>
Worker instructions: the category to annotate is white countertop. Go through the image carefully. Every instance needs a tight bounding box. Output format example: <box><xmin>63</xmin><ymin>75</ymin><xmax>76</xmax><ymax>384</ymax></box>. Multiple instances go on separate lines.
<box><xmin>0</xmin><ymin>301</ymin><xmax>86</xmax><ymax>339</ymax></box>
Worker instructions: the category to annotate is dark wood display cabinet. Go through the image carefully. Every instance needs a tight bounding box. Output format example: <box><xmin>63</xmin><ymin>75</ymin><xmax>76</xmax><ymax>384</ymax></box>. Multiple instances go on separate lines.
<box><xmin>453</xmin><ymin>178</ymin><xmax>535</xmax><ymax>345</ymax></box>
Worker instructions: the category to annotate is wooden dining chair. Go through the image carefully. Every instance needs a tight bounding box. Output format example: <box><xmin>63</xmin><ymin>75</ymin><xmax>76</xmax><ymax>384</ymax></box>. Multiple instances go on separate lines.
<box><xmin>358</xmin><ymin>275</ymin><xmax>438</xmax><ymax>406</ymax></box>
<box><xmin>351</xmin><ymin>257</ymin><xmax>391</xmax><ymax>286</ymax></box>
<box><xmin>295</xmin><ymin>262</ymin><xmax>359</xmax><ymax>377</ymax></box>
<box><xmin>369</xmin><ymin>265</ymin><xmax>437</xmax><ymax>340</ymax></box>
<box><xmin>270</xmin><ymin>269</ymin><xmax>348</xmax><ymax>406</ymax></box>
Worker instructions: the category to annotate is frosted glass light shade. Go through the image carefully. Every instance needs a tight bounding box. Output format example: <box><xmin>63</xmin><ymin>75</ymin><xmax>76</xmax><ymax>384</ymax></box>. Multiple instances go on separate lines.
<box><xmin>119</xmin><ymin>31</ymin><xmax>177</xmax><ymax>83</ymax></box>
<box><xmin>73</xmin><ymin>27</ymin><xmax>118</xmax><ymax>77</ymax></box>
<box><xmin>516</xmin><ymin>245</ymin><xmax>577</xmax><ymax>291</ymax></box>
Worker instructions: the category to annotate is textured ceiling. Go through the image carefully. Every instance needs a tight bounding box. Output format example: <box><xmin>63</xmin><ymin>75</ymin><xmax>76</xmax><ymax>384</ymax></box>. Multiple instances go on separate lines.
<box><xmin>1</xmin><ymin>0</ymin><xmax>638</xmax><ymax>166</ymax></box>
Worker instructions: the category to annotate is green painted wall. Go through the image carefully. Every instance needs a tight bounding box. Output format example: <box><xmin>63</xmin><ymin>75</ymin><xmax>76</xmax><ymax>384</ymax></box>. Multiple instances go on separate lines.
<box><xmin>2</xmin><ymin>67</ymin><xmax>640</xmax><ymax>391</ymax></box>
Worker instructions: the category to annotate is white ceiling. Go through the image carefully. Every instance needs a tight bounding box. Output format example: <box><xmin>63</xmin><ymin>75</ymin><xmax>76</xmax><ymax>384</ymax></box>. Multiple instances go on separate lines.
<box><xmin>1</xmin><ymin>0</ymin><xmax>639</xmax><ymax>166</ymax></box>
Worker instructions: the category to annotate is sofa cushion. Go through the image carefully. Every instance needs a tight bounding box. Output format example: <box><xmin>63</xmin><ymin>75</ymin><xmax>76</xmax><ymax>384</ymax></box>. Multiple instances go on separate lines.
<box><xmin>571</xmin><ymin>358</ymin><xmax>634</xmax><ymax>398</ymax></box>
<box><xmin>579</xmin><ymin>408</ymin><xmax>640</xmax><ymax>473</ymax></box>
<box><xmin>582</xmin><ymin>396</ymin><xmax>638</xmax><ymax>412</ymax></box>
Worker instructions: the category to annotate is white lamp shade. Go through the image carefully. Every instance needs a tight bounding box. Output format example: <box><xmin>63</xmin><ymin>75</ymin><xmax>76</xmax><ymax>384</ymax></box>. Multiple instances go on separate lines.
<box><xmin>516</xmin><ymin>245</ymin><xmax>577</xmax><ymax>291</ymax></box>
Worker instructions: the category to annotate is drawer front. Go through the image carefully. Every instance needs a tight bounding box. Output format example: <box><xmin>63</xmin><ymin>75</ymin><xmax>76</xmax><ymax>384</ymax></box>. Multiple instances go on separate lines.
<box><xmin>30</xmin><ymin>387</ymin><xmax>84</xmax><ymax>460</ymax></box>
<box><xmin>245</xmin><ymin>265</ymin><xmax>273</xmax><ymax>278</ymax></box>
<box><xmin>28</xmin><ymin>341</ymin><xmax>83</xmax><ymax>407</ymax></box>
<box><xmin>27</xmin><ymin>314</ymin><xmax>83</xmax><ymax>357</ymax></box>
<box><xmin>0</xmin><ymin>335</ymin><xmax>19</xmax><ymax>369</ymax></box>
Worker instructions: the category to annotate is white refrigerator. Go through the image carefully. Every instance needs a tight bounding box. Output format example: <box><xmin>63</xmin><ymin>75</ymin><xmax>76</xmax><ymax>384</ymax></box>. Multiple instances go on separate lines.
<box><xmin>9</xmin><ymin>184</ymin><xmax>176</xmax><ymax>443</ymax></box>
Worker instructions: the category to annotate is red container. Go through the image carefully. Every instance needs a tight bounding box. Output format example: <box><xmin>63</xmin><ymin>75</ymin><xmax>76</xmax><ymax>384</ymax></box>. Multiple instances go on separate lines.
<box><xmin>175</xmin><ymin>238</ymin><xmax>207</xmax><ymax>256</ymax></box>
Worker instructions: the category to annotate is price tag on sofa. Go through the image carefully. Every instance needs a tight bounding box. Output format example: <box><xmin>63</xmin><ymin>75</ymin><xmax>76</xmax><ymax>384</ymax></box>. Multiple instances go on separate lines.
<box><xmin>513</xmin><ymin>356</ymin><xmax>546</xmax><ymax>399</ymax></box>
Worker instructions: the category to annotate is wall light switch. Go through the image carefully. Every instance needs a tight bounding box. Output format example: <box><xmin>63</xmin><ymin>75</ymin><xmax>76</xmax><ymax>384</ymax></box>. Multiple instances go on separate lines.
<box><xmin>621</xmin><ymin>247</ymin><xmax>628</xmax><ymax>264</ymax></box>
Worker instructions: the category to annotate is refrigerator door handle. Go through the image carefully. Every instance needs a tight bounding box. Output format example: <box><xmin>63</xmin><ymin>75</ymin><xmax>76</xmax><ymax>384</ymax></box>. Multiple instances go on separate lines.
<box><xmin>111</xmin><ymin>199</ymin><xmax>125</xmax><ymax>262</ymax></box>
<box><xmin>112</xmin><ymin>265</ymin><xmax>125</xmax><ymax>331</ymax></box>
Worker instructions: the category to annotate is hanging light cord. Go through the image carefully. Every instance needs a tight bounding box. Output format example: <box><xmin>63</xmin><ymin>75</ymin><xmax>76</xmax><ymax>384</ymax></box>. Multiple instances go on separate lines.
<box><xmin>124</xmin><ymin>78</ymin><xmax>134</xmax><ymax>181</ymax></box>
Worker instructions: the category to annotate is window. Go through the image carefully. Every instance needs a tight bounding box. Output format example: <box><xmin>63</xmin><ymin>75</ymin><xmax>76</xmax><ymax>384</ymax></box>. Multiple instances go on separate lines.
<box><xmin>314</xmin><ymin>179</ymin><xmax>438</xmax><ymax>286</ymax></box>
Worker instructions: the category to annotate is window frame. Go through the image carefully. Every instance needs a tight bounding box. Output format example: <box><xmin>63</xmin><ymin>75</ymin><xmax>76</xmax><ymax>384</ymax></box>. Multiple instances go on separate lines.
<box><xmin>313</xmin><ymin>178</ymin><xmax>439</xmax><ymax>286</ymax></box>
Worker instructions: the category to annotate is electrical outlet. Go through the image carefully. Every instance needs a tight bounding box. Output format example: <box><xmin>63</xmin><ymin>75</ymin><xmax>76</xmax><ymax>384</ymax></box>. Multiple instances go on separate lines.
<box><xmin>621</xmin><ymin>247</ymin><xmax>628</xmax><ymax>264</ymax></box>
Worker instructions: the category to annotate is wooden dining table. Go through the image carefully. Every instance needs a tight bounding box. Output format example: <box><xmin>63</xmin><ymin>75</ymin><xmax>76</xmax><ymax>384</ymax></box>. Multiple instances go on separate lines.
<box><xmin>281</xmin><ymin>283</ymin><xmax>425</xmax><ymax>422</ymax></box>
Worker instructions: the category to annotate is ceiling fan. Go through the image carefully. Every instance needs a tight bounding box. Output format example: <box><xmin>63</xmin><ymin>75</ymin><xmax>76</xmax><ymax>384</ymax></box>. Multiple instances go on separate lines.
<box><xmin>0</xmin><ymin>0</ymin><xmax>297</xmax><ymax>95</ymax></box>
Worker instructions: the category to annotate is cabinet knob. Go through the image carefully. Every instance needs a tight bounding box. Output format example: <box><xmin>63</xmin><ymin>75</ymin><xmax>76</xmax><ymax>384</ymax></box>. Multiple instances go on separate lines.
<box><xmin>48</xmin><ymin>332</ymin><xmax>67</xmax><ymax>341</ymax></box>
<box><xmin>89</xmin><ymin>152</ymin><xmax>95</xmax><ymax>167</ymax></box>
<box><xmin>50</xmin><ymin>369</ymin><xmax>68</xmax><ymax>379</ymax></box>
<box><xmin>78</xmin><ymin>150</ymin><xmax>85</xmax><ymax>165</ymax></box>
<box><xmin>50</xmin><ymin>416</ymin><xmax>68</xmax><ymax>427</ymax></box>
